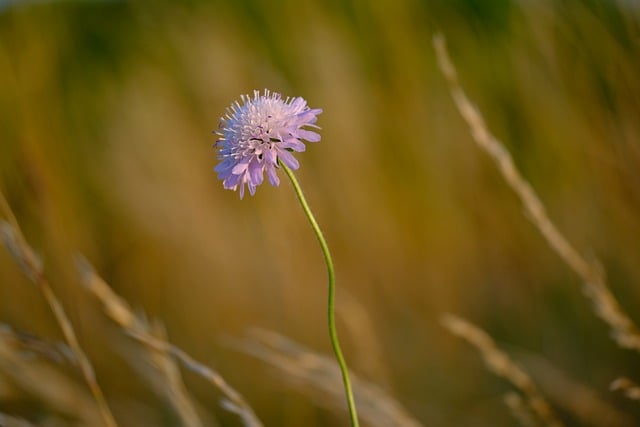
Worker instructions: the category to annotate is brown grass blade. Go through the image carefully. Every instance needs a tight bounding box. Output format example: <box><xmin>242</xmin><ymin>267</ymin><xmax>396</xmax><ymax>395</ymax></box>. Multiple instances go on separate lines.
<box><xmin>610</xmin><ymin>378</ymin><xmax>640</xmax><ymax>402</ymax></box>
<box><xmin>433</xmin><ymin>33</ymin><xmax>640</xmax><ymax>352</ymax></box>
<box><xmin>441</xmin><ymin>314</ymin><xmax>563</xmax><ymax>427</ymax></box>
<box><xmin>77</xmin><ymin>257</ymin><xmax>262</xmax><ymax>427</ymax></box>
<box><xmin>0</xmin><ymin>200</ymin><xmax>117</xmax><ymax>427</ymax></box>
<box><xmin>0</xmin><ymin>325</ymin><xmax>102</xmax><ymax>425</ymax></box>
<box><xmin>517</xmin><ymin>352</ymin><xmax>634</xmax><ymax>427</ymax></box>
<box><xmin>232</xmin><ymin>328</ymin><xmax>424</xmax><ymax>427</ymax></box>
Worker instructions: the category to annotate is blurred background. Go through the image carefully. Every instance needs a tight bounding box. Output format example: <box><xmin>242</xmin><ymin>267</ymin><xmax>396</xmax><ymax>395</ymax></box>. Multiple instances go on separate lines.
<box><xmin>1</xmin><ymin>0</ymin><xmax>639</xmax><ymax>425</ymax></box>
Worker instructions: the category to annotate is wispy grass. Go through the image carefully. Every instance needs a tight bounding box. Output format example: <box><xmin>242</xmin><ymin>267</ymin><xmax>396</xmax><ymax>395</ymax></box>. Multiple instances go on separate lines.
<box><xmin>0</xmin><ymin>322</ymin><xmax>103</xmax><ymax>424</ymax></box>
<box><xmin>77</xmin><ymin>256</ymin><xmax>263</xmax><ymax>427</ymax></box>
<box><xmin>231</xmin><ymin>328</ymin><xmax>423</xmax><ymax>427</ymax></box>
<box><xmin>503</xmin><ymin>392</ymin><xmax>541</xmax><ymax>427</ymax></box>
<box><xmin>0</xmin><ymin>413</ymin><xmax>37</xmax><ymax>427</ymax></box>
<box><xmin>1</xmin><ymin>191</ymin><xmax>262</xmax><ymax>426</ymax></box>
<box><xmin>434</xmin><ymin>30</ymin><xmax>640</xmax><ymax>426</ymax></box>
<box><xmin>611</xmin><ymin>378</ymin><xmax>640</xmax><ymax>403</ymax></box>
<box><xmin>433</xmin><ymin>32</ymin><xmax>640</xmax><ymax>353</ymax></box>
<box><xmin>441</xmin><ymin>314</ymin><xmax>563</xmax><ymax>427</ymax></box>
<box><xmin>517</xmin><ymin>352</ymin><xmax>635</xmax><ymax>427</ymax></box>
<box><xmin>0</xmin><ymin>192</ymin><xmax>117</xmax><ymax>427</ymax></box>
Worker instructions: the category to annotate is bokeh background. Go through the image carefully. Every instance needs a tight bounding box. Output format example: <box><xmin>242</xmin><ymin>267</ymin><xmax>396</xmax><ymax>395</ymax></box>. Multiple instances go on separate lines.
<box><xmin>1</xmin><ymin>0</ymin><xmax>640</xmax><ymax>425</ymax></box>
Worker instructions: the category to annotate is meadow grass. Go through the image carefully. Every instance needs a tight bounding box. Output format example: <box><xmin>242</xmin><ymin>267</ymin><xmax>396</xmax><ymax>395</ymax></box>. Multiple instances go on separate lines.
<box><xmin>434</xmin><ymin>32</ymin><xmax>640</xmax><ymax>425</ymax></box>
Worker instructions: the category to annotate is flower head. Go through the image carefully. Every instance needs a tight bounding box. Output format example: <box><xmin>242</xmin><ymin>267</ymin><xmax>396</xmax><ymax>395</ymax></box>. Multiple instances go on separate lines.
<box><xmin>214</xmin><ymin>89</ymin><xmax>322</xmax><ymax>198</ymax></box>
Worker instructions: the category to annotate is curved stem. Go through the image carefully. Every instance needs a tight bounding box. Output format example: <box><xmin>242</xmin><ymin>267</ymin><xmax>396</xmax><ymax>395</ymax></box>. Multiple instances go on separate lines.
<box><xmin>279</xmin><ymin>161</ymin><xmax>359</xmax><ymax>427</ymax></box>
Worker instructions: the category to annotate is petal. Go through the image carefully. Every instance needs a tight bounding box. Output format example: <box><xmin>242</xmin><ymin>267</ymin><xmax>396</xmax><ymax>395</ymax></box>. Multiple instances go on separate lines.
<box><xmin>264</xmin><ymin>147</ymin><xmax>277</xmax><ymax>164</ymax></box>
<box><xmin>289</xmin><ymin>97</ymin><xmax>306</xmax><ymax>110</ymax></box>
<box><xmin>223</xmin><ymin>173</ymin><xmax>241</xmax><ymax>189</ymax></box>
<box><xmin>214</xmin><ymin>157</ymin><xmax>235</xmax><ymax>173</ymax></box>
<box><xmin>277</xmin><ymin>149</ymin><xmax>300</xmax><ymax>170</ymax></box>
<box><xmin>296</xmin><ymin>109</ymin><xmax>322</xmax><ymax>124</ymax></box>
<box><xmin>266</xmin><ymin>164</ymin><xmax>280</xmax><ymax>186</ymax></box>
<box><xmin>281</xmin><ymin>138</ymin><xmax>306</xmax><ymax>152</ymax></box>
<box><xmin>216</xmin><ymin>165</ymin><xmax>232</xmax><ymax>180</ymax></box>
<box><xmin>232</xmin><ymin>158</ymin><xmax>250</xmax><ymax>175</ymax></box>
<box><xmin>249</xmin><ymin>160</ymin><xmax>264</xmax><ymax>186</ymax></box>
<box><xmin>296</xmin><ymin>129</ymin><xmax>321</xmax><ymax>142</ymax></box>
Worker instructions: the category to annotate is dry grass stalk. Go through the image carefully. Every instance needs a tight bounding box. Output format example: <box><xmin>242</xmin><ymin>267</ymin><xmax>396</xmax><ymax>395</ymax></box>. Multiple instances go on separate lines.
<box><xmin>518</xmin><ymin>352</ymin><xmax>634</xmax><ymax>427</ymax></box>
<box><xmin>432</xmin><ymin>34</ymin><xmax>640</xmax><ymax>352</ymax></box>
<box><xmin>0</xmin><ymin>193</ymin><xmax>118</xmax><ymax>427</ymax></box>
<box><xmin>610</xmin><ymin>378</ymin><xmax>640</xmax><ymax>402</ymax></box>
<box><xmin>76</xmin><ymin>257</ymin><xmax>263</xmax><ymax>427</ymax></box>
<box><xmin>120</xmin><ymin>317</ymin><xmax>206</xmax><ymax>427</ymax></box>
<box><xmin>0</xmin><ymin>324</ymin><xmax>72</xmax><ymax>365</ymax></box>
<box><xmin>441</xmin><ymin>314</ymin><xmax>563</xmax><ymax>427</ymax></box>
<box><xmin>0</xmin><ymin>413</ymin><xmax>37</xmax><ymax>427</ymax></box>
<box><xmin>504</xmin><ymin>392</ymin><xmax>541</xmax><ymax>427</ymax></box>
<box><xmin>0</xmin><ymin>325</ymin><xmax>103</xmax><ymax>425</ymax></box>
<box><xmin>233</xmin><ymin>328</ymin><xmax>424</xmax><ymax>427</ymax></box>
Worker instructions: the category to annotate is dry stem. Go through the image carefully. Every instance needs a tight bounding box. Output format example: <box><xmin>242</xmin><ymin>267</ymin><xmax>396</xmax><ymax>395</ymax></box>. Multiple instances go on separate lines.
<box><xmin>504</xmin><ymin>392</ymin><xmax>542</xmax><ymax>427</ymax></box>
<box><xmin>0</xmin><ymin>192</ymin><xmax>117</xmax><ymax>427</ymax></box>
<box><xmin>610</xmin><ymin>377</ymin><xmax>640</xmax><ymax>402</ymax></box>
<box><xmin>0</xmin><ymin>326</ymin><xmax>103</xmax><ymax>425</ymax></box>
<box><xmin>77</xmin><ymin>257</ymin><xmax>263</xmax><ymax>427</ymax></box>
<box><xmin>433</xmin><ymin>33</ymin><xmax>640</xmax><ymax>352</ymax></box>
<box><xmin>442</xmin><ymin>314</ymin><xmax>563</xmax><ymax>427</ymax></box>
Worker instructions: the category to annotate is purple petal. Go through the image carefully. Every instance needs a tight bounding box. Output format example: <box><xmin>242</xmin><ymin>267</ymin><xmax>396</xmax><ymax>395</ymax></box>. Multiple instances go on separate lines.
<box><xmin>249</xmin><ymin>160</ymin><xmax>264</xmax><ymax>186</ymax></box>
<box><xmin>224</xmin><ymin>173</ymin><xmax>241</xmax><ymax>189</ymax></box>
<box><xmin>296</xmin><ymin>109</ymin><xmax>322</xmax><ymax>124</ymax></box>
<box><xmin>297</xmin><ymin>129</ymin><xmax>321</xmax><ymax>142</ymax></box>
<box><xmin>232</xmin><ymin>158</ymin><xmax>250</xmax><ymax>175</ymax></box>
<box><xmin>214</xmin><ymin>157</ymin><xmax>235</xmax><ymax>173</ymax></box>
<box><xmin>264</xmin><ymin>147</ymin><xmax>277</xmax><ymax>164</ymax></box>
<box><xmin>277</xmin><ymin>149</ymin><xmax>300</xmax><ymax>170</ymax></box>
<box><xmin>266</xmin><ymin>164</ymin><xmax>280</xmax><ymax>186</ymax></box>
<box><xmin>281</xmin><ymin>138</ymin><xmax>306</xmax><ymax>152</ymax></box>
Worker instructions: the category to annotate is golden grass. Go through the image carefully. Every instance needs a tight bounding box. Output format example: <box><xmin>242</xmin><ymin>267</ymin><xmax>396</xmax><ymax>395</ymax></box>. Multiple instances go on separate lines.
<box><xmin>518</xmin><ymin>353</ymin><xmax>634</xmax><ymax>427</ymax></box>
<box><xmin>441</xmin><ymin>314</ymin><xmax>563</xmax><ymax>427</ymax></box>
<box><xmin>433</xmin><ymin>30</ymin><xmax>640</xmax><ymax>426</ymax></box>
<box><xmin>610</xmin><ymin>378</ymin><xmax>640</xmax><ymax>403</ymax></box>
<box><xmin>77</xmin><ymin>256</ymin><xmax>262</xmax><ymax>427</ymax></box>
<box><xmin>0</xmin><ymin>413</ymin><xmax>37</xmax><ymax>427</ymax></box>
<box><xmin>1</xmin><ymin>190</ymin><xmax>417</xmax><ymax>426</ymax></box>
<box><xmin>503</xmin><ymin>392</ymin><xmax>540</xmax><ymax>427</ymax></box>
<box><xmin>0</xmin><ymin>323</ymin><xmax>103</xmax><ymax>425</ymax></box>
<box><xmin>433</xmin><ymin>33</ymin><xmax>640</xmax><ymax>353</ymax></box>
<box><xmin>1</xmin><ymin>192</ymin><xmax>262</xmax><ymax>426</ymax></box>
<box><xmin>434</xmin><ymin>31</ymin><xmax>640</xmax><ymax>425</ymax></box>
<box><xmin>232</xmin><ymin>328</ymin><xmax>423</xmax><ymax>427</ymax></box>
<box><xmin>1</xmin><ymin>193</ymin><xmax>117</xmax><ymax>427</ymax></box>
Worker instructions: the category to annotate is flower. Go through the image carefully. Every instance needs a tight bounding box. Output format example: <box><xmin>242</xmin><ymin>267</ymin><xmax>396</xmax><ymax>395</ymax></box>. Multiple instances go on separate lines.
<box><xmin>214</xmin><ymin>89</ymin><xmax>322</xmax><ymax>198</ymax></box>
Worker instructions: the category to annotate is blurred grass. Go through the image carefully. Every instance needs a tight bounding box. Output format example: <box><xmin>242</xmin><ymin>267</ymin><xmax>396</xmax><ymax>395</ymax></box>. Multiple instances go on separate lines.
<box><xmin>0</xmin><ymin>0</ymin><xmax>639</xmax><ymax>425</ymax></box>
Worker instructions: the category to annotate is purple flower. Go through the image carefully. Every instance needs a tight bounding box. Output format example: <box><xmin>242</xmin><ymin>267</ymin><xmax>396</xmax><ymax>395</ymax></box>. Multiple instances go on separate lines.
<box><xmin>214</xmin><ymin>89</ymin><xmax>322</xmax><ymax>198</ymax></box>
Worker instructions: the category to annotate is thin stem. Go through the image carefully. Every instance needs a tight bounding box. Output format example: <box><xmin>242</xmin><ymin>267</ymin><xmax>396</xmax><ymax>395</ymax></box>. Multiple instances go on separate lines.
<box><xmin>279</xmin><ymin>161</ymin><xmax>359</xmax><ymax>427</ymax></box>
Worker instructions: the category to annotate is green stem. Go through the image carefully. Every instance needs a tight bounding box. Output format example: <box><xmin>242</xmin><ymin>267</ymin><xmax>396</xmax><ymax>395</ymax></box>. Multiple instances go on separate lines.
<box><xmin>279</xmin><ymin>161</ymin><xmax>359</xmax><ymax>427</ymax></box>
